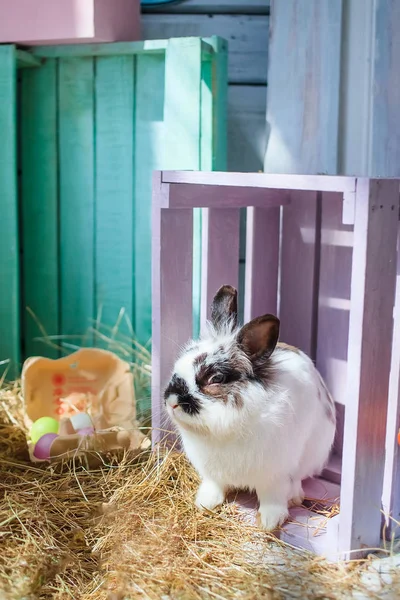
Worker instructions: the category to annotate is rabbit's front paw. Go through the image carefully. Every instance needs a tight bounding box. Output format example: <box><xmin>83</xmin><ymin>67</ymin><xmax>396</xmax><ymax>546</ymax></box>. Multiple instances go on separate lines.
<box><xmin>195</xmin><ymin>480</ymin><xmax>225</xmax><ymax>511</ymax></box>
<box><xmin>257</xmin><ymin>504</ymin><xmax>289</xmax><ymax>531</ymax></box>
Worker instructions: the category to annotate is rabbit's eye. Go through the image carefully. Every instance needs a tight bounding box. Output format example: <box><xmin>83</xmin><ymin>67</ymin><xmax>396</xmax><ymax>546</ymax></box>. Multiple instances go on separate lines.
<box><xmin>209</xmin><ymin>373</ymin><xmax>225</xmax><ymax>385</ymax></box>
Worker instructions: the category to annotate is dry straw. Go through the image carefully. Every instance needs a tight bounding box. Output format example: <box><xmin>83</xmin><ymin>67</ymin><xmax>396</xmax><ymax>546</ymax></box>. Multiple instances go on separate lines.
<box><xmin>0</xmin><ymin>321</ymin><xmax>399</xmax><ymax>599</ymax></box>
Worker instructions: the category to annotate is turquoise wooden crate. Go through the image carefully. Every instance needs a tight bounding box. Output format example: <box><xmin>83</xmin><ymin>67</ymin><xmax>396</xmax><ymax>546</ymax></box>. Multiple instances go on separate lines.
<box><xmin>19</xmin><ymin>37</ymin><xmax>227</xmax><ymax>361</ymax></box>
<box><xmin>0</xmin><ymin>46</ymin><xmax>41</xmax><ymax>378</ymax></box>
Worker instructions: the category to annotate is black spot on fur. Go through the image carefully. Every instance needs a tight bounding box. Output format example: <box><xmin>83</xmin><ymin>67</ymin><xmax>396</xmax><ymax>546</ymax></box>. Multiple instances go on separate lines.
<box><xmin>164</xmin><ymin>375</ymin><xmax>201</xmax><ymax>416</ymax></box>
<box><xmin>195</xmin><ymin>362</ymin><xmax>242</xmax><ymax>388</ymax></box>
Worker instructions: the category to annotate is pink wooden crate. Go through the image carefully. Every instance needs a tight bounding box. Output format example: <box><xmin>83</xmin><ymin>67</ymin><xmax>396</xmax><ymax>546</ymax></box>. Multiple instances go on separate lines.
<box><xmin>151</xmin><ymin>170</ymin><xmax>400</xmax><ymax>559</ymax></box>
<box><xmin>0</xmin><ymin>0</ymin><xmax>140</xmax><ymax>45</ymax></box>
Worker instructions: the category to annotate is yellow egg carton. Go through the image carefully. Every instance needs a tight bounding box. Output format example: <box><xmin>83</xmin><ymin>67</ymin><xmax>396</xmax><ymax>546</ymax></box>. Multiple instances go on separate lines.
<box><xmin>22</xmin><ymin>348</ymin><xmax>150</xmax><ymax>463</ymax></box>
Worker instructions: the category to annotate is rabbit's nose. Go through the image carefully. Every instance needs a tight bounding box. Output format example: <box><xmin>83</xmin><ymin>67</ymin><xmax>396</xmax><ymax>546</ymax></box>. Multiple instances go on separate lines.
<box><xmin>166</xmin><ymin>394</ymin><xmax>179</xmax><ymax>409</ymax></box>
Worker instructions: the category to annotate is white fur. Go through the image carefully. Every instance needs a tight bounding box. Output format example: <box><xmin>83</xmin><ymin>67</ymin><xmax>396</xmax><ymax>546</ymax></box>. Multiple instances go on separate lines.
<box><xmin>165</xmin><ymin>330</ymin><xmax>336</xmax><ymax>532</ymax></box>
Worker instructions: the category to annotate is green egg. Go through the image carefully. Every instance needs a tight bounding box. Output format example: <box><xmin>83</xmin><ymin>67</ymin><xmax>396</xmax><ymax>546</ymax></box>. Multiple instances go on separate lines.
<box><xmin>30</xmin><ymin>417</ymin><xmax>59</xmax><ymax>443</ymax></box>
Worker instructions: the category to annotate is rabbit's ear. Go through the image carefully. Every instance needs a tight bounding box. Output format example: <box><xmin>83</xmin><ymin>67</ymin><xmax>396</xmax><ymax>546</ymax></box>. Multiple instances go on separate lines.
<box><xmin>237</xmin><ymin>315</ymin><xmax>280</xmax><ymax>361</ymax></box>
<box><xmin>211</xmin><ymin>285</ymin><xmax>238</xmax><ymax>332</ymax></box>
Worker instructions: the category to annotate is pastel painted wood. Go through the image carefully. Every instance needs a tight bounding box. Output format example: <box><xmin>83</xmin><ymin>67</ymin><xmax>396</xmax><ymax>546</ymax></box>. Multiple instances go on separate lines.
<box><xmin>0</xmin><ymin>0</ymin><xmax>140</xmax><ymax>45</ymax></box>
<box><xmin>151</xmin><ymin>173</ymin><xmax>193</xmax><ymax>445</ymax></box>
<box><xmin>21</xmin><ymin>59</ymin><xmax>59</xmax><ymax>359</ymax></box>
<box><xmin>339</xmin><ymin>0</ymin><xmax>400</xmax><ymax>176</ymax></box>
<box><xmin>228</xmin><ymin>86</ymin><xmax>267</xmax><ymax>173</ymax></box>
<box><xmin>0</xmin><ymin>47</ymin><xmax>40</xmax><ymax>375</ymax></box>
<box><xmin>142</xmin><ymin>0</ymin><xmax>270</xmax><ymax>13</ymax></box>
<box><xmin>382</xmin><ymin>224</ymin><xmax>400</xmax><ymax>536</ymax></box>
<box><xmin>95</xmin><ymin>56</ymin><xmax>134</xmax><ymax>343</ymax></box>
<box><xmin>142</xmin><ymin>14</ymin><xmax>269</xmax><ymax>85</ymax></box>
<box><xmin>339</xmin><ymin>179</ymin><xmax>398</xmax><ymax>556</ymax></box>
<box><xmin>152</xmin><ymin>170</ymin><xmax>400</xmax><ymax>559</ymax></box>
<box><xmin>279</xmin><ymin>191</ymin><xmax>320</xmax><ymax>358</ymax></box>
<box><xmin>0</xmin><ymin>46</ymin><xmax>19</xmax><ymax>377</ymax></box>
<box><xmin>168</xmin><ymin>183</ymin><xmax>291</xmax><ymax>209</ymax></box>
<box><xmin>244</xmin><ymin>207</ymin><xmax>280</xmax><ymax>323</ymax></box>
<box><xmin>133</xmin><ymin>52</ymin><xmax>166</xmax><ymax>345</ymax></box>
<box><xmin>316</xmin><ymin>193</ymin><xmax>353</xmax><ymax>409</ymax></box>
<box><xmin>31</xmin><ymin>40</ymin><xmax>205</xmax><ymax>58</ymax></box>
<box><xmin>162</xmin><ymin>171</ymin><xmax>356</xmax><ymax>192</ymax></box>
<box><xmin>371</xmin><ymin>1</ymin><xmax>400</xmax><ymax>176</ymax></box>
<box><xmin>18</xmin><ymin>38</ymin><xmax>226</xmax><ymax>416</ymax></box>
<box><xmin>264</xmin><ymin>0</ymin><xmax>342</xmax><ymax>174</ymax></box>
<box><xmin>200</xmin><ymin>208</ymin><xmax>240</xmax><ymax>331</ymax></box>
<box><xmin>58</xmin><ymin>57</ymin><xmax>95</xmax><ymax>344</ymax></box>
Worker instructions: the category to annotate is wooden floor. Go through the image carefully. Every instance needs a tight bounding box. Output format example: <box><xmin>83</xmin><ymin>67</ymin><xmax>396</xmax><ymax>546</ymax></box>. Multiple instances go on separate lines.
<box><xmin>232</xmin><ymin>477</ymin><xmax>341</xmax><ymax>557</ymax></box>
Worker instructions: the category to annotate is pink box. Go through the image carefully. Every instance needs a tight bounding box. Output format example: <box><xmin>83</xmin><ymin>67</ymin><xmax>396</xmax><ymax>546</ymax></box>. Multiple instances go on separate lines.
<box><xmin>0</xmin><ymin>0</ymin><xmax>141</xmax><ymax>45</ymax></box>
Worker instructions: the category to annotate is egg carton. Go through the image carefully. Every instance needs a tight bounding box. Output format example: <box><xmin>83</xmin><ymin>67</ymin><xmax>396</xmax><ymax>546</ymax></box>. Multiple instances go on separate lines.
<box><xmin>22</xmin><ymin>348</ymin><xmax>150</xmax><ymax>463</ymax></box>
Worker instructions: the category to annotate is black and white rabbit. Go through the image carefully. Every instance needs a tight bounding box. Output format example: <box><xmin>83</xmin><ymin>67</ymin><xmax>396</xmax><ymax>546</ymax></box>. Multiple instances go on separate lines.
<box><xmin>164</xmin><ymin>285</ymin><xmax>336</xmax><ymax>531</ymax></box>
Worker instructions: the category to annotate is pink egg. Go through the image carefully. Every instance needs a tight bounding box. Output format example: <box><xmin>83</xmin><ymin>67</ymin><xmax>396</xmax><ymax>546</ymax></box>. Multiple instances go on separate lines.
<box><xmin>33</xmin><ymin>433</ymin><xmax>59</xmax><ymax>460</ymax></box>
<box><xmin>77</xmin><ymin>427</ymin><xmax>95</xmax><ymax>436</ymax></box>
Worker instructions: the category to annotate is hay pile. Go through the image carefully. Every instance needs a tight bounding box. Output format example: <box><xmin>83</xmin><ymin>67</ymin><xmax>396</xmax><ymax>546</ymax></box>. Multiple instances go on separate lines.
<box><xmin>0</xmin><ymin>383</ymin><xmax>399</xmax><ymax>600</ymax></box>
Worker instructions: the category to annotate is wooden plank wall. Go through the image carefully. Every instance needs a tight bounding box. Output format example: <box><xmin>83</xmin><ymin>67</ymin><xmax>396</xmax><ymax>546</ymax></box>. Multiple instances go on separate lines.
<box><xmin>142</xmin><ymin>1</ymin><xmax>270</xmax><ymax>174</ymax></box>
<box><xmin>0</xmin><ymin>46</ymin><xmax>19</xmax><ymax>378</ymax></box>
<box><xmin>142</xmin><ymin>0</ymin><xmax>270</xmax><ymax>320</ymax></box>
<box><xmin>20</xmin><ymin>39</ymin><xmax>225</xmax><ymax>376</ymax></box>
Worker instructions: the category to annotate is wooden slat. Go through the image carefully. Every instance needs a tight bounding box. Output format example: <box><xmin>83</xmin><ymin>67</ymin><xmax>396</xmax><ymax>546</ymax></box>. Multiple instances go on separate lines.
<box><xmin>162</xmin><ymin>170</ymin><xmax>356</xmax><ymax>192</ymax></box>
<box><xmin>370</xmin><ymin>1</ymin><xmax>400</xmax><ymax>176</ymax></box>
<box><xmin>338</xmin><ymin>0</ymin><xmax>400</xmax><ymax>177</ymax></box>
<box><xmin>244</xmin><ymin>207</ymin><xmax>280</xmax><ymax>322</ymax></box>
<box><xmin>339</xmin><ymin>179</ymin><xmax>398</xmax><ymax>557</ymax></box>
<box><xmin>164</xmin><ymin>38</ymin><xmax>202</xmax><ymax>170</ymax></box>
<box><xmin>152</xmin><ymin>174</ymin><xmax>193</xmax><ymax>445</ymax></box>
<box><xmin>264</xmin><ymin>0</ymin><xmax>342</xmax><ymax>174</ymax></box>
<box><xmin>0</xmin><ymin>45</ymin><xmax>19</xmax><ymax>377</ymax></box>
<box><xmin>32</xmin><ymin>40</ymin><xmax>172</xmax><ymax>58</ymax></box>
<box><xmin>322</xmin><ymin>454</ymin><xmax>342</xmax><ymax>486</ymax></box>
<box><xmin>228</xmin><ymin>85</ymin><xmax>267</xmax><ymax>173</ymax></box>
<box><xmin>333</xmin><ymin>403</ymin><xmax>345</xmax><ymax>458</ymax></box>
<box><xmin>200</xmin><ymin>54</ymin><xmax>213</xmax><ymax>173</ymax></box>
<box><xmin>207</xmin><ymin>36</ymin><xmax>228</xmax><ymax>173</ymax></box>
<box><xmin>142</xmin><ymin>0</ymin><xmax>270</xmax><ymax>14</ymax></box>
<box><xmin>95</xmin><ymin>55</ymin><xmax>135</xmax><ymax>343</ymax></box>
<box><xmin>382</xmin><ymin>223</ymin><xmax>400</xmax><ymax>536</ymax></box>
<box><xmin>238</xmin><ymin>256</ymin><xmax>246</xmax><ymax>322</ymax></box>
<box><xmin>195</xmin><ymin>43</ymin><xmax>213</xmax><ymax>339</ymax></box>
<box><xmin>279</xmin><ymin>191</ymin><xmax>320</xmax><ymax>358</ymax></box>
<box><xmin>21</xmin><ymin>58</ymin><xmax>59</xmax><ymax>358</ymax></box>
<box><xmin>59</xmin><ymin>58</ymin><xmax>95</xmax><ymax>342</ymax></box>
<box><xmin>200</xmin><ymin>208</ymin><xmax>240</xmax><ymax>331</ymax></box>
<box><xmin>142</xmin><ymin>14</ymin><xmax>269</xmax><ymax>85</ymax></box>
<box><xmin>168</xmin><ymin>183</ymin><xmax>289</xmax><ymax>209</ymax></box>
<box><xmin>164</xmin><ymin>38</ymin><xmax>202</xmax><ymax>342</ymax></box>
<box><xmin>316</xmin><ymin>192</ymin><xmax>353</xmax><ymax>407</ymax></box>
<box><xmin>133</xmin><ymin>52</ymin><xmax>165</xmax><ymax>346</ymax></box>
<box><xmin>337</xmin><ymin>0</ymin><xmax>374</xmax><ymax>175</ymax></box>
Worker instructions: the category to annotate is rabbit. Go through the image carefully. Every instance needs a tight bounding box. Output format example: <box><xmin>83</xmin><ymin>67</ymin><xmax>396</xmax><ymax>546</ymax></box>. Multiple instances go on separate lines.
<box><xmin>164</xmin><ymin>285</ymin><xmax>336</xmax><ymax>531</ymax></box>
